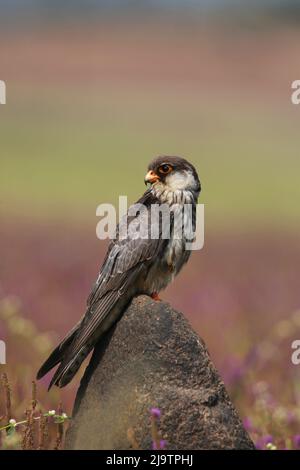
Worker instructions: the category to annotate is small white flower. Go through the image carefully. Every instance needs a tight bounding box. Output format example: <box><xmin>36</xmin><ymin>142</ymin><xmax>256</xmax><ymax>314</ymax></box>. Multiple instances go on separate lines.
<box><xmin>266</xmin><ymin>443</ymin><xmax>277</xmax><ymax>450</ymax></box>
<box><xmin>48</xmin><ymin>410</ymin><xmax>56</xmax><ymax>416</ymax></box>
<box><xmin>9</xmin><ymin>419</ymin><xmax>17</xmax><ymax>427</ymax></box>
<box><xmin>61</xmin><ymin>413</ymin><xmax>68</xmax><ymax>419</ymax></box>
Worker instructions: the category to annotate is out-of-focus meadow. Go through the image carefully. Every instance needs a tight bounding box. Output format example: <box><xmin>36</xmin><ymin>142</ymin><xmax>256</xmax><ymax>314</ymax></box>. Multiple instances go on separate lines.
<box><xmin>1</xmin><ymin>2</ymin><xmax>300</xmax><ymax>449</ymax></box>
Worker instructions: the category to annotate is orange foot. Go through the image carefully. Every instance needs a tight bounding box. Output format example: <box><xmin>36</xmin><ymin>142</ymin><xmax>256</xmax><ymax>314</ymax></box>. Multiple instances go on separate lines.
<box><xmin>151</xmin><ymin>292</ymin><xmax>161</xmax><ymax>301</ymax></box>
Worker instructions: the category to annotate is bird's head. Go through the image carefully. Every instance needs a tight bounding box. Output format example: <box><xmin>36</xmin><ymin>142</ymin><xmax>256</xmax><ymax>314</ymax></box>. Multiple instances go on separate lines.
<box><xmin>145</xmin><ymin>156</ymin><xmax>201</xmax><ymax>202</ymax></box>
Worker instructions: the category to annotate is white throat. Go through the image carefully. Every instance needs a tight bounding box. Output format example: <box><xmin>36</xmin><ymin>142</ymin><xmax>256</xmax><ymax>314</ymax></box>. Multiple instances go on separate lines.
<box><xmin>151</xmin><ymin>170</ymin><xmax>197</xmax><ymax>205</ymax></box>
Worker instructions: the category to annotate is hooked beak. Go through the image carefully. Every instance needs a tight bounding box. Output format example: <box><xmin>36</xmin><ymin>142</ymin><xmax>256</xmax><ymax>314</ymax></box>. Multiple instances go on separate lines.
<box><xmin>144</xmin><ymin>170</ymin><xmax>160</xmax><ymax>185</ymax></box>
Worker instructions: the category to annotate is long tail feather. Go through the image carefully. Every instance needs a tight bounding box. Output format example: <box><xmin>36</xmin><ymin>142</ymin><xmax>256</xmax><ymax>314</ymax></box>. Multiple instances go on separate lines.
<box><xmin>36</xmin><ymin>321</ymin><xmax>81</xmax><ymax>380</ymax></box>
<box><xmin>48</xmin><ymin>344</ymin><xmax>92</xmax><ymax>390</ymax></box>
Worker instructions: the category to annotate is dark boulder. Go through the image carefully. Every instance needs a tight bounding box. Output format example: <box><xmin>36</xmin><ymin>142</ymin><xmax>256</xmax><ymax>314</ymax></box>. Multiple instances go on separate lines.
<box><xmin>65</xmin><ymin>295</ymin><xmax>254</xmax><ymax>450</ymax></box>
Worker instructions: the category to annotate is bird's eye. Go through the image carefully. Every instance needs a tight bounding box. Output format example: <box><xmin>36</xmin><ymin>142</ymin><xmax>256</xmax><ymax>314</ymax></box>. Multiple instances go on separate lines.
<box><xmin>158</xmin><ymin>164</ymin><xmax>172</xmax><ymax>174</ymax></box>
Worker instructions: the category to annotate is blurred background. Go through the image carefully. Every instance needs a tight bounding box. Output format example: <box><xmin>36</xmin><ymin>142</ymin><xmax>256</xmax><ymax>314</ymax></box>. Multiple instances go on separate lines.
<box><xmin>1</xmin><ymin>0</ymin><xmax>300</xmax><ymax>449</ymax></box>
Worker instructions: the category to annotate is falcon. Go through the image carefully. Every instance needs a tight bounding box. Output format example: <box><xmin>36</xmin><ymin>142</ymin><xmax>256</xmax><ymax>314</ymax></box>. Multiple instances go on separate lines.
<box><xmin>37</xmin><ymin>156</ymin><xmax>201</xmax><ymax>389</ymax></box>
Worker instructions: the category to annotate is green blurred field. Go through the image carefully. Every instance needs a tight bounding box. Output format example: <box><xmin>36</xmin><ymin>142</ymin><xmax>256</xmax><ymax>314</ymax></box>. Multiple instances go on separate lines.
<box><xmin>1</xmin><ymin>89</ymin><xmax>300</xmax><ymax>228</ymax></box>
<box><xmin>1</xmin><ymin>25</ymin><xmax>300</xmax><ymax>229</ymax></box>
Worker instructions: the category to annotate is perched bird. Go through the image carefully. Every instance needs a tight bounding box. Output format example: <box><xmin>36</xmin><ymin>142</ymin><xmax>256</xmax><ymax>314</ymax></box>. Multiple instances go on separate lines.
<box><xmin>37</xmin><ymin>156</ymin><xmax>201</xmax><ymax>389</ymax></box>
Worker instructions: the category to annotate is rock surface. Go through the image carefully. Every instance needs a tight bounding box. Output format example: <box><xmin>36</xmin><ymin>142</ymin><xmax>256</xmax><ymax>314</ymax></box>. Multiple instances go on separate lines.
<box><xmin>65</xmin><ymin>295</ymin><xmax>254</xmax><ymax>450</ymax></box>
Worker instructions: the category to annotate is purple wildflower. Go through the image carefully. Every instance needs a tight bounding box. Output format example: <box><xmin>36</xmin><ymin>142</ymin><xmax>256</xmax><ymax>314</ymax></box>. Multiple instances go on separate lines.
<box><xmin>150</xmin><ymin>407</ymin><xmax>161</xmax><ymax>419</ymax></box>
<box><xmin>243</xmin><ymin>417</ymin><xmax>253</xmax><ymax>432</ymax></box>
<box><xmin>152</xmin><ymin>440</ymin><xmax>167</xmax><ymax>450</ymax></box>
<box><xmin>255</xmin><ymin>435</ymin><xmax>273</xmax><ymax>450</ymax></box>
<box><xmin>159</xmin><ymin>440</ymin><xmax>167</xmax><ymax>449</ymax></box>
<box><xmin>293</xmin><ymin>434</ymin><xmax>300</xmax><ymax>448</ymax></box>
